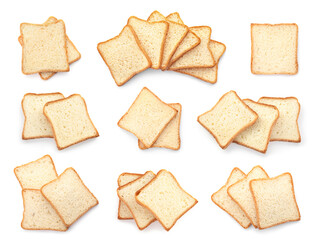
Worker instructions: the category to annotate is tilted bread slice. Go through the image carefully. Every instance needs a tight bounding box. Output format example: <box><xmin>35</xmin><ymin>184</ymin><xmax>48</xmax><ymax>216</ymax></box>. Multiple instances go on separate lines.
<box><xmin>21</xmin><ymin>189</ymin><xmax>67</xmax><ymax>231</ymax></box>
<box><xmin>41</xmin><ymin>168</ymin><xmax>98</xmax><ymax>227</ymax></box>
<box><xmin>118</xmin><ymin>87</ymin><xmax>177</xmax><ymax>148</ymax></box>
<box><xmin>234</xmin><ymin>99</ymin><xmax>279</xmax><ymax>153</ymax></box>
<box><xmin>127</xmin><ymin>16</ymin><xmax>168</xmax><ymax>69</ymax></box>
<box><xmin>211</xmin><ymin>168</ymin><xmax>251</xmax><ymax>228</ymax></box>
<box><xmin>43</xmin><ymin>94</ymin><xmax>99</xmax><ymax>150</ymax></box>
<box><xmin>166</xmin><ymin>12</ymin><xmax>184</xmax><ymax>24</ymax></box>
<box><xmin>22</xmin><ymin>92</ymin><xmax>65</xmax><ymax>139</ymax></box>
<box><xmin>250</xmin><ymin>173</ymin><xmax>300</xmax><ymax>229</ymax></box>
<box><xmin>138</xmin><ymin>103</ymin><xmax>182</xmax><ymax>150</ymax></box>
<box><xmin>198</xmin><ymin>91</ymin><xmax>258</xmax><ymax>149</ymax></box>
<box><xmin>227</xmin><ymin>166</ymin><xmax>269</xmax><ymax>228</ymax></box>
<box><xmin>117</xmin><ymin>171</ymin><xmax>156</xmax><ymax>230</ymax></box>
<box><xmin>136</xmin><ymin>170</ymin><xmax>198</xmax><ymax>231</ymax></box>
<box><xmin>97</xmin><ymin>25</ymin><xmax>151</xmax><ymax>86</ymax></box>
<box><xmin>258</xmin><ymin>97</ymin><xmax>301</xmax><ymax>142</ymax></box>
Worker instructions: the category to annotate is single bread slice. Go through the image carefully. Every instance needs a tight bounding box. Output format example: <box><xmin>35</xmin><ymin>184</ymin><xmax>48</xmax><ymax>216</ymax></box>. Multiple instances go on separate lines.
<box><xmin>198</xmin><ymin>91</ymin><xmax>258</xmax><ymax>149</ymax></box>
<box><xmin>227</xmin><ymin>166</ymin><xmax>269</xmax><ymax>228</ymax></box>
<box><xmin>250</xmin><ymin>173</ymin><xmax>300</xmax><ymax>229</ymax></box>
<box><xmin>43</xmin><ymin>94</ymin><xmax>99</xmax><ymax>150</ymax></box>
<box><xmin>21</xmin><ymin>189</ymin><xmax>67</xmax><ymax>231</ymax></box>
<box><xmin>211</xmin><ymin>168</ymin><xmax>251</xmax><ymax>228</ymax></box>
<box><xmin>138</xmin><ymin>103</ymin><xmax>181</xmax><ymax>150</ymax></box>
<box><xmin>136</xmin><ymin>169</ymin><xmax>198</xmax><ymax>231</ymax></box>
<box><xmin>127</xmin><ymin>16</ymin><xmax>168</xmax><ymax>69</ymax></box>
<box><xmin>41</xmin><ymin>168</ymin><xmax>98</xmax><ymax>227</ymax></box>
<box><xmin>166</xmin><ymin>12</ymin><xmax>184</xmax><ymax>24</ymax></box>
<box><xmin>251</xmin><ymin>23</ymin><xmax>298</xmax><ymax>74</ymax></box>
<box><xmin>22</xmin><ymin>92</ymin><xmax>65</xmax><ymax>139</ymax></box>
<box><xmin>118</xmin><ymin>87</ymin><xmax>177</xmax><ymax>148</ymax></box>
<box><xmin>97</xmin><ymin>25</ymin><xmax>151</xmax><ymax>86</ymax></box>
<box><xmin>234</xmin><ymin>99</ymin><xmax>279</xmax><ymax>153</ymax></box>
<box><xmin>117</xmin><ymin>171</ymin><xmax>156</xmax><ymax>230</ymax></box>
<box><xmin>258</xmin><ymin>97</ymin><xmax>301</xmax><ymax>142</ymax></box>
<box><xmin>21</xmin><ymin>20</ymin><xmax>69</xmax><ymax>74</ymax></box>
<box><xmin>14</xmin><ymin>155</ymin><xmax>58</xmax><ymax>190</ymax></box>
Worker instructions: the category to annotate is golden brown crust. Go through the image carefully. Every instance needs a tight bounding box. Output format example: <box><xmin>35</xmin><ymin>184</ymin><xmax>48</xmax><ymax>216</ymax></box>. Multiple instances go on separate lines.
<box><xmin>175</xmin><ymin>64</ymin><xmax>218</xmax><ymax>84</ymax></box>
<box><xmin>166</xmin><ymin>12</ymin><xmax>184</xmax><ymax>24</ymax></box>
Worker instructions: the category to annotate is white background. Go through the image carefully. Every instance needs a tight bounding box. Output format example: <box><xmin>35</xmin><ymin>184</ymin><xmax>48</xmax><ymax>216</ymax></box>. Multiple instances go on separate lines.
<box><xmin>0</xmin><ymin>0</ymin><xmax>315</xmax><ymax>239</ymax></box>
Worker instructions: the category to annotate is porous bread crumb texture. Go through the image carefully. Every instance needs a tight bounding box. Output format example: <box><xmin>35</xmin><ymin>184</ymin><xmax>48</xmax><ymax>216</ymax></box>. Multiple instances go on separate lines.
<box><xmin>166</xmin><ymin>12</ymin><xmax>184</xmax><ymax>24</ymax></box>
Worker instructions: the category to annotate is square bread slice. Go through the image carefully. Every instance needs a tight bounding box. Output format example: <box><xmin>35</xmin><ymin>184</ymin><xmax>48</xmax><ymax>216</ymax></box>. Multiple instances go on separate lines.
<box><xmin>118</xmin><ymin>87</ymin><xmax>177</xmax><ymax>148</ymax></box>
<box><xmin>250</xmin><ymin>173</ymin><xmax>300</xmax><ymax>229</ymax></box>
<box><xmin>20</xmin><ymin>20</ymin><xmax>69</xmax><ymax>74</ymax></box>
<box><xmin>41</xmin><ymin>168</ymin><xmax>98</xmax><ymax>227</ymax></box>
<box><xmin>21</xmin><ymin>189</ymin><xmax>67</xmax><ymax>231</ymax></box>
<box><xmin>97</xmin><ymin>25</ymin><xmax>151</xmax><ymax>86</ymax></box>
<box><xmin>22</xmin><ymin>92</ymin><xmax>65</xmax><ymax>139</ymax></box>
<box><xmin>233</xmin><ymin>99</ymin><xmax>279</xmax><ymax>153</ymax></box>
<box><xmin>251</xmin><ymin>23</ymin><xmax>298</xmax><ymax>75</ymax></box>
<box><xmin>211</xmin><ymin>168</ymin><xmax>251</xmax><ymax>228</ymax></box>
<box><xmin>258</xmin><ymin>97</ymin><xmax>301</xmax><ymax>142</ymax></box>
<box><xmin>197</xmin><ymin>91</ymin><xmax>258</xmax><ymax>149</ymax></box>
<box><xmin>127</xmin><ymin>16</ymin><xmax>168</xmax><ymax>69</ymax></box>
<box><xmin>227</xmin><ymin>166</ymin><xmax>269</xmax><ymax>228</ymax></box>
<box><xmin>14</xmin><ymin>155</ymin><xmax>58</xmax><ymax>190</ymax></box>
<box><xmin>43</xmin><ymin>94</ymin><xmax>99</xmax><ymax>150</ymax></box>
<box><xmin>136</xmin><ymin>169</ymin><xmax>198</xmax><ymax>231</ymax></box>
<box><xmin>117</xmin><ymin>171</ymin><xmax>156</xmax><ymax>230</ymax></box>
<box><xmin>138</xmin><ymin>103</ymin><xmax>181</xmax><ymax>150</ymax></box>
<box><xmin>117</xmin><ymin>173</ymin><xmax>142</xmax><ymax>219</ymax></box>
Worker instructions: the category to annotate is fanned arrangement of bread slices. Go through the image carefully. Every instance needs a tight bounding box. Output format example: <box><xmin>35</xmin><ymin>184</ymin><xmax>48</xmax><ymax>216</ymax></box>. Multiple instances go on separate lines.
<box><xmin>97</xmin><ymin>11</ymin><xmax>225</xmax><ymax>86</ymax></box>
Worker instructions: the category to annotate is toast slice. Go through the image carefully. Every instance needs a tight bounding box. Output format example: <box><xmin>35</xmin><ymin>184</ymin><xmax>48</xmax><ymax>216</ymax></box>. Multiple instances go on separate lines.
<box><xmin>197</xmin><ymin>91</ymin><xmax>258</xmax><ymax>149</ymax></box>
<box><xmin>166</xmin><ymin>12</ymin><xmax>184</xmax><ymax>24</ymax></box>
<box><xmin>97</xmin><ymin>25</ymin><xmax>151</xmax><ymax>86</ymax></box>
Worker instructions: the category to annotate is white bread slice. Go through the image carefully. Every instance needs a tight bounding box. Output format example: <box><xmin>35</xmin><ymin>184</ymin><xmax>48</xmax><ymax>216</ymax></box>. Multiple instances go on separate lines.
<box><xmin>20</xmin><ymin>20</ymin><xmax>69</xmax><ymax>74</ymax></box>
<box><xmin>22</xmin><ymin>92</ymin><xmax>65</xmax><ymax>139</ymax></box>
<box><xmin>21</xmin><ymin>189</ymin><xmax>67</xmax><ymax>231</ymax></box>
<box><xmin>127</xmin><ymin>16</ymin><xmax>168</xmax><ymax>69</ymax></box>
<box><xmin>97</xmin><ymin>25</ymin><xmax>151</xmax><ymax>86</ymax></box>
<box><xmin>43</xmin><ymin>94</ymin><xmax>99</xmax><ymax>150</ymax></box>
<box><xmin>41</xmin><ymin>168</ymin><xmax>98</xmax><ymax>227</ymax></box>
<box><xmin>118</xmin><ymin>87</ymin><xmax>177</xmax><ymax>148</ymax></box>
<box><xmin>117</xmin><ymin>173</ymin><xmax>142</xmax><ymax>219</ymax></box>
<box><xmin>14</xmin><ymin>155</ymin><xmax>58</xmax><ymax>190</ymax></box>
<box><xmin>211</xmin><ymin>168</ymin><xmax>251</xmax><ymax>228</ymax></box>
<box><xmin>258</xmin><ymin>97</ymin><xmax>301</xmax><ymax>142</ymax></box>
<box><xmin>197</xmin><ymin>91</ymin><xmax>258</xmax><ymax>149</ymax></box>
<box><xmin>251</xmin><ymin>23</ymin><xmax>298</xmax><ymax>74</ymax></box>
<box><xmin>227</xmin><ymin>166</ymin><xmax>269</xmax><ymax>228</ymax></box>
<box><xmin>138</xmin><ymin>103</ymin><xmax>181</xmax><ymax>150</ymax></box>
<box><xmin>136</xmin><ymin>169</ymin><xmax>197</xmax><ymax>231</ymax></box>
<box><xmin>166</xmin><ymin>12</ymin><xmax>184</xmax><ymax>24</ymax></box>
<box><xmin>250</xmin><ymin>173</ymin><xmax>300</xmax><ymax>229</ymax></box>
<box><xmin>117</xmin><ymin>171</ymin><xmax>156</xmax><ymax>230</ymax></box>
<box><xmin>234</xmin><ymin>99</ymin><xmax>279</xmax><ymax>153</ymax></box>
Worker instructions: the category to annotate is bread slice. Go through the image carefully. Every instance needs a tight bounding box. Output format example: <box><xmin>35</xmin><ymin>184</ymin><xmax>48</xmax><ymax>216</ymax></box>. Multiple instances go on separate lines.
<box><xmin>233</xmin><ymin>99</ymin><xmax>279</xmax><ymax>153</ymax></box>
<box><xmin>227</xmin><ymin>166</ymin><xmax>269</xmax><ymax>228</ymax></box>
<box><xmin>21</xmin><ymin>189</ymin><xmax>67</xmax><ymax>231</ymax></box>
<box><xmin>136</xmin><ymin>169</ymin><xmax>197</xmax><ymax>231</ymax></box>
<box><xmin>138</xmin><ymin>103</ymin><xmax>181</xmax><ymax>150</ymax></box>
<box><xmin>166</xmin><ymin>12</ymin><xmax>184</xmax><ymax>24</ymax></box>
<box><xmin>258</xmin><ymin>97</ymin><xmax>301</xmax><ymax>142</ymax></box>
<box><xmin>127</xmin><ymin>16</ymin><xmax>168</xmax><ymax>69</ymax></box>
<box><xmin>41</xmin><ymin>168</ymin><xmax>98</xmax><ymax>227</ymax></box>
<box><xmin>147</xmin><ymin>11</ymin><xmax>188</xmax><ymax>70</ymax></box>
<box><xmin>250</xmin><ymin>173</ymin><xmax>300</xmax><ymax>229</ymax></box>
<box><xmin>22</xmin><ymin>92</ymin><xmax>65</xmax><ymax>139</ymax></box>
<box><xmin>43</xmin><ymin>94</ymin><xmax>99</xmax><ymax>150</ymax></box>
<box><xmin>117</xmin><ymin>171</ymin><xmax>156</xmax><ymax>230</ymax></box>
<box><xmin>197</xmin><ymin>91</ymin><xmax>258</xmax><ymax>149</ymax></box>
<box><xmin>117</xmin><ymin>173</ymin><xmax>142</xmax><ymax>219</ymax></box>
<box><xmin>251</xmin><ymin>23</ymin><xmax>298</xmax><ymax>74</ymax></box>
<box><xmin>211</xmin><ymin>168</ymin><xmax>251</xmax><ymax>228</ymax></box>
<box><xmin>118</xmin><ymin>87</ymin><xmax>177</xmax><ymax>148</ymax></box>
<box><xmin>14</xmin><ymin>155</ymin><xmax>58</xmax><ymax>190</ymax></box>
<box><xmin>97</xmin><ymin>25</ymin><xmax>151</xmax><ymax>86</ymax></box>
<box><xmin>20</xmin><ymin>20</ymin><xmax>69</xmax><ymax>74</ymax></box>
